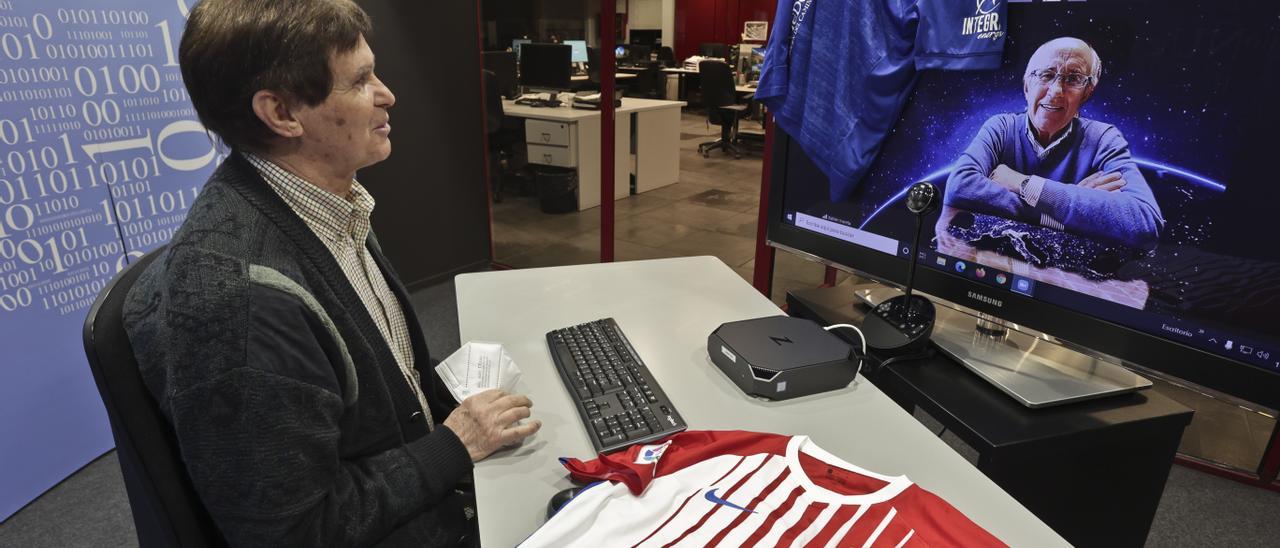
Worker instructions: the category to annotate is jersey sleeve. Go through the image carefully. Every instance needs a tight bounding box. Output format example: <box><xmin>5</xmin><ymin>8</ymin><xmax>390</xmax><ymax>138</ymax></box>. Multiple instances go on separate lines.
<box><xmin>560</xmin><ymin>430</ymin><xmax>789</xmax><ymax>495</ymax></box>
<box><xmin>896</xmin><ymin>486</ymin><xmax>1008</xmax><ymax>547</ymax></box>
<box><xmin>913</xmin><ymin>0</ymin><xmax>1006</xmax><ymax>70</ymax></box>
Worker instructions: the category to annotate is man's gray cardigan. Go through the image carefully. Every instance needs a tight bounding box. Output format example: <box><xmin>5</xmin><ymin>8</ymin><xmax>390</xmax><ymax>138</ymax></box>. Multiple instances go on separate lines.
<box><xmin>123</xmin><ymin>153</ymin><xmax>473</xmax><ymax>546</ymax></box>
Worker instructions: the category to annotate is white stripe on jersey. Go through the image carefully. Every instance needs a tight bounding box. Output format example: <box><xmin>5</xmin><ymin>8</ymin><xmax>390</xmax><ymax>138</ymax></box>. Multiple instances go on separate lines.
<box><xmin>637</xmin><ymin>453</ymin><xmax>779</xmax><ymax>546</ymax></box>
<box><xmin>893</xmin><ymin>528</ymin><xmax>916</xmax><ymax>548</ymax></box>
<box><xmin>751</xmin><ymin>491</ymin><xmax>816</xmax><ymax>548</ymax></box>
<box><xmin>715</xmin><ymin>470</ymin><xmax>807</xmax><ymax>547</ymax></box>
<box><xmin>861</xmin><ymin>507</ymin><xmax>898</xmax><ymax>548</ymax></box>
<box><xmin>675</xmin><ymin>456</ymin><xmax>792</xmax><ymax>547</ymax></box>
<box><xmin>823</xmin><ymin>506</ymin><xmax>871</xmax><ymax>548</ymax></box>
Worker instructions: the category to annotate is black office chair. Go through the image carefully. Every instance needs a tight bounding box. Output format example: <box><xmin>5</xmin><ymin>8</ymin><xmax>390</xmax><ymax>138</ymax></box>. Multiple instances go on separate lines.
<box><xmin>625</xmin><ymin>64</ymin><xmax>664</xmax><ymax>99</ymax></box>
<box><xmin>697</xmin><ymin>60</ymin><xmax>749</xmax><ymax>159</ymax></box>
<box><xmin>656</xmin><ymin>46</ymin><xmax>675</xmax><ymax>67</ymax></box>
<box><xmin>585</xmin><ymin>46</ymin><xmax>600</xmax><ymax>84</ymax></box>
<box><xmin>83</xmin><ymin>245</ymin><xmax>228</xmax><ymax>547</ymax></box>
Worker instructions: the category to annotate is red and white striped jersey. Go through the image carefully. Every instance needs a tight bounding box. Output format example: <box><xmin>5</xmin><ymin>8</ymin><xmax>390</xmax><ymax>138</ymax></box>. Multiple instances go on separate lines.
<box><xmin>521</xmin><ymin>430</ymin><xmax>1004</xmax><ymax>548</ymax></box>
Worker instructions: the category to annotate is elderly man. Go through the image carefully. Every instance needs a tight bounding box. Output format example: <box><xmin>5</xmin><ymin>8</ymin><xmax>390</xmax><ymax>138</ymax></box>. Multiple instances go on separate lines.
<box><xmin>940</xmin><ymin>37</ymin><xmax>1164</xmax><ymax>249</ymax></box>
<box><xmin>122</xmin><ymin>0</ymin><xmax>539</xmax><ymax>545</ymax></box>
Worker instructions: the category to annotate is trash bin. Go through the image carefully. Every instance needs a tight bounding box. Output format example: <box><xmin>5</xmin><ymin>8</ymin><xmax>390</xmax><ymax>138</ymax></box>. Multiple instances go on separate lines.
<box><xmin>534</xmin><ymin>166</ymin><xmax>577</xmax><ymax>214</ymax></box>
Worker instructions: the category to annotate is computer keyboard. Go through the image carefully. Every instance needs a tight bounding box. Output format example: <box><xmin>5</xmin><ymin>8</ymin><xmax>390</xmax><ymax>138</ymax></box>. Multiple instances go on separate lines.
<box><xmin>514</xmin><ymin>97</ymin><xmax>562</xmax><ymax>108</ymax></box>
<box><xmin>546</xmin><ymin>318</ymin><xmax>687</xmax><ymax>453</ymax></box>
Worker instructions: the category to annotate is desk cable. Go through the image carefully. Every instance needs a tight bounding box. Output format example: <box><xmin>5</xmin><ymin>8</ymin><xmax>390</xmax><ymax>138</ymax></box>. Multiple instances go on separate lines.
<box><xmin>823</xmin><ymin>323</ymin><xmax>866</xmax><ymax>379</ymax></box>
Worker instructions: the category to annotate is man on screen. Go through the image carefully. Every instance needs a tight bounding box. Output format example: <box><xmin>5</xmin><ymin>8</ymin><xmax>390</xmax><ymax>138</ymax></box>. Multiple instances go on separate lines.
<box><xmin>123</xmin><ymin>0</ymin><xmax>539</xmax><ymax>545</ymax></box>
<box><xmin>940</xmin><ymin>37</ymin><xmax>1164</xmax><ymax>249</ymax></box>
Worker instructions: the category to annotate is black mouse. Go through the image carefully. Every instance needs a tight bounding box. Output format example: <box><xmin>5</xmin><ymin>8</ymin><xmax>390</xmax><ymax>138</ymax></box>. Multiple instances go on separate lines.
<box><xmin>546</xmin><ymin>486</ymin><xmax>585</xmax><ymax>520</ymax></box>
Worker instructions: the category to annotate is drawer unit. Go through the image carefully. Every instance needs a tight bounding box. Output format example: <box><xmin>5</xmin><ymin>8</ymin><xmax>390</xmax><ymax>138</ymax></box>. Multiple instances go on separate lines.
<box><xmin>527</xmin><ymin>143</ymin><xmax>575</xmax><ymax>168</ymax></box>
<box><xmin>525</xmin><ymin>119</ymin><xmax>572</xmax><ymax>147</ymax></box>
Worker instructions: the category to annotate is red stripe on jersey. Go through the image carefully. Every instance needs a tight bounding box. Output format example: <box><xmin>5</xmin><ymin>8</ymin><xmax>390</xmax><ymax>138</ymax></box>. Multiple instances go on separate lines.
<box><xmin>738</xmin><ymin>485</ymin><xmax>805</xmax><ymax>546</ymax></box>
<box><xmin>705</xmin><ymin>464</ymin><xmax>792</xmax><ymax>547</ymax></box>
<box><xmin>806</xmin><ymin>505</ymin><xmax>864</xmax><ymax>547</ymax></box>
<box><xmin>661</xmin><ymin>455</ymin><xmax>775</xmax><ymax>547</ymax></box>
<box><xmin>776</xmin><ymin>499</ymin><xmax>831</xmax><ymax>545</ymax></box>
<box><xmin>835</xmin><ymin>505</ymin><xmax>895</xmax><ymax>547</ymax></box>
<box><xmin>631</xmin><ymin>455</ymin><xmax>749</xmax><ymax>548</ymax></box>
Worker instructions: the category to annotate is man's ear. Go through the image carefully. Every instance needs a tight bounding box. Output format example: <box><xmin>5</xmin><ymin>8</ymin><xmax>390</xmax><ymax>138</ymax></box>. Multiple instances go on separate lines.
<box><xmin>1082</xmin><ymin>84</ymin><xmax>1095</xmax><ymax>103</ymax></box>
<box><xmin>251</xmin><ymin>90</ymin><xmax>303</xmax><ymax>139</ymax></box>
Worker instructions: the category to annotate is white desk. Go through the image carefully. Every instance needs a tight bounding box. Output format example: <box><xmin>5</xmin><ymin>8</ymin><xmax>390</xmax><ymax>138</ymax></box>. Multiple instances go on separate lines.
<box><xmin>456</xmin><ymin>256</ymin><xmax>1069</xmax><ymax>547</ymax></box>
<box><xmin>571</xmin><ymin>73</ymin><xmax>637</xmax><ymax>82</ymax></box>
<box><xmin>502</xmin><ymin>98</ymin><xmax>685</xmax><ymax>210</ymax></box>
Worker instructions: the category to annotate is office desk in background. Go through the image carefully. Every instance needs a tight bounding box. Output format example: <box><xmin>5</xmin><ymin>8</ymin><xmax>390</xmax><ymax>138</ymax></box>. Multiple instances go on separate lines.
<box><xmin>502</xmin><ymin>98</ymin><xmax>685</xmax><ymax>210</ymax></box>
<box><xmin>570</xmin><ymin>73</ymin><xmax>637</xmax><ymax>82</ymax></box>
<box><xmin>456</xmin><ymin>256</ymin><xmax>1068</xmax><ymax>547</ymax></box>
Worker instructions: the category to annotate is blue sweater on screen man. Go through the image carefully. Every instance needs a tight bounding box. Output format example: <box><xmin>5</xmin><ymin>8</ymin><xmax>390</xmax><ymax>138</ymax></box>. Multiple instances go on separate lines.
<box><xmin>756</xmin><ymin>0</ymin><xmax>1006</xmax><ymax>203</ymax></box>
<box><xmin>944</xmin><ymin>113</ymin><xmax>1165</xmax><ymax>248</ymax></box>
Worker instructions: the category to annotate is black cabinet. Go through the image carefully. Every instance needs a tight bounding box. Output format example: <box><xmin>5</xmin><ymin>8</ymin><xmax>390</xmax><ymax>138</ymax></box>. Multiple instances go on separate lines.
<box><xmin>788</xmin><ymin>287</ymin><xmax>1193</xmax><ymax>548</ymax></box>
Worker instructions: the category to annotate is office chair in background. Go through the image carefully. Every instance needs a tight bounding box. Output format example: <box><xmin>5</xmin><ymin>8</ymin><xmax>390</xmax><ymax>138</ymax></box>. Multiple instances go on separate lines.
<box><xmin>83</xmin><ymin>245</ymin><xmax>228</xmax><ymax>547</ymax></box>
<box><xmin>625</xmin><ymin>65</ymin><xmax>664</xmax><ymax>99</ymax></box>
<box><xmin>656</xmin><ymin>46</ymin><xmax>675</xmax><ymax>67</ymax></box>
<box><xmin>482</xmin><ymin>69</ymin><xmax>525</xmax><ymax>202</ymax></box>
<box><xmin>697</xmin><ymin>60</ymin><xmax>749</xmax><ymax>159</ymax></box>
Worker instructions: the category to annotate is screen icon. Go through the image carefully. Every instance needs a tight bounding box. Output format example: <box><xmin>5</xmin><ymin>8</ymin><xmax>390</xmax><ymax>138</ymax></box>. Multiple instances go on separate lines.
<box><xmin>1012</xmin><ymin>277</ymin><xmax>1033</xmax><ymax>295</ymax></box>
<box><xmin>954</xmin><ymin>261</ymin><xmax>967</xmax><ymax>273</ymax></box>
<box><xmin>995</xmin><ymin>273</ymin><xmax>1008</xmax><ymax>285</ymax></box>
<box><xmin>1241</xmin><ymin>346</ymin><xmax>1254</xmax><ymax>356</ymax></box>
<box><xmin>975</xmin><ymin>267</ymin><xmax>987</xmax><ymax>279</ymax></box>
<box><xmin>935</xmin><ymin>256</ymin><xmax>947</xmax><ymax>267</ymax></box>
<box><xmin>1225</xmin><ymin>340</ymin><xmax>1234</xmax><ymax>350</ymax></box>
<box><xmin>1258</xmin><ymin>350</ymin><xmax>1271</xmax><ymax>360</ymax></box>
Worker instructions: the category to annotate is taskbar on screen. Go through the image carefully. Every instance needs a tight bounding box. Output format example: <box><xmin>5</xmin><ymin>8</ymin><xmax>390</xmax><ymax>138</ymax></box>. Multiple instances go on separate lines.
<box><xmin>787</xmin><ymin>211</ymin><xmax>1279</xmax><ymax>374</ymax></box>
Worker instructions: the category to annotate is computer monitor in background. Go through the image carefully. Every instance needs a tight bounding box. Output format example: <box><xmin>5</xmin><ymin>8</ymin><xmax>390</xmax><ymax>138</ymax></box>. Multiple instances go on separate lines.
<box><xmin>629</xmin><ymin>44</ymin><xmax>651</xmax><ymax>63</ymax></box>
<box><xmin>765</xmin><ymin>0</ymin><xmax>1280</xmax><ymax>410</ymax></box>
<box><xmin>481</xmin><ymin>51</ymin><xmax>518</xmax><ymax>99</ymax></box>
<box><xmin>699</xmin><ymin>42</ymin><xmax>729</xmax><ymax>61</ymax></box>
<box><xmin>518</xmin><ymin>43</ymin><xmax>571</xmax><ymax>93</ymax></box>
<box><xmin>630</xmin><ymin>29</ymin><xmax>661</xmax><ymax>48</ymax></box>
<box><xmin>512</xmin><ymin>38</ymin><xmax>531</xmax><ymax>62</ymax></box>
<box><xmin>614</xmin><ymin>45</ymin><xmax>631</xmax><ymax>61</ymax></box>
<box><xmin>564</xmin><ymin>40</ymin><xmax>588</xmax><ymax>63</ymax></box>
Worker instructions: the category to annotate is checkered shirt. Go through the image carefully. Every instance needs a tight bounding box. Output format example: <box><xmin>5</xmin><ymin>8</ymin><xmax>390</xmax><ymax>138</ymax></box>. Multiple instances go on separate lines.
<box><xmin>245</xmin><ymin>153</ymin><xmax>432</xmax><ymax>427</ymax></box>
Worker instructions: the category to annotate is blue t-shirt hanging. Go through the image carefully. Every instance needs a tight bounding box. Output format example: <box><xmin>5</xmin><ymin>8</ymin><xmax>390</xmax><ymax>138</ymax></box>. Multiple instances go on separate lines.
<box><xmin>757</xmin><ymin>0</ymin><xmax>1007</xmax><ymax>202</ymax></box>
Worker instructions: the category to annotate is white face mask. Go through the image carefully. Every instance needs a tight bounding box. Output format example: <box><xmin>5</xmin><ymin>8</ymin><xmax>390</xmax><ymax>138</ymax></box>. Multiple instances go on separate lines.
<box><xmin>435</xmin><ymin>340</ymin><xmax>523</xmax><ymax>403</ymax></box>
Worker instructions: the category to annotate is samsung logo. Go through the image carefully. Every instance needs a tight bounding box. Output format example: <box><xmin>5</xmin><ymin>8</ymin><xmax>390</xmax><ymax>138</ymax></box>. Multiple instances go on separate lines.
<box><xmin>967</xmin><ymin>291</ymin><xmax>1003</xmax><ymax>308</ymax></box>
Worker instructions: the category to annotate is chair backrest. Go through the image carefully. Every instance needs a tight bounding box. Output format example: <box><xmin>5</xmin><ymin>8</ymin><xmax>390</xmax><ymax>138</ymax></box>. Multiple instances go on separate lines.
<box><xmin>628</xmin><ymin>65</ymin><xmax>662</xmax><ymax>98</ymax></box>
<box><xmin>698</xmin><ymin>60</ymin><xmax>737</xmax><ymax>118</ymax></box>
<box><xmin>83</xmin><ymin>245</ymin><xmax>226</xmax><ymax>547</ymax></box>
<box><xmin>482</xmin><ymin>69</ymin><xmax>504</xmax><ymax>135</ymax></box>
<box><xmin>586</xmin><ymin>46</ymin><xmax>600</xmax><ymax>82</ymax></box>
<box><xmin>657</xmin><ymin>46</ymin><xmax>675</xmax><ymax>64</ymax></box>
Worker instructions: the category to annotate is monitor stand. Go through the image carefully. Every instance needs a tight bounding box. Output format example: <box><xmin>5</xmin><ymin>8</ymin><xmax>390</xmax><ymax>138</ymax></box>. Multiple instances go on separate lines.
<box><xmin>851</xmin><ymin>285</ymin><xmax>1152</xmax><ymax>408</ymax></box>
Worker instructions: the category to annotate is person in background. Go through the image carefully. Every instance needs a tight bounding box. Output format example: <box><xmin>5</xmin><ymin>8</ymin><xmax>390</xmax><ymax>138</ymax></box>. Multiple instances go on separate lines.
<box><xmin>940</xmin><ymin>37</ymin><xmax>1164</xmax><ymax>249</ymax></box>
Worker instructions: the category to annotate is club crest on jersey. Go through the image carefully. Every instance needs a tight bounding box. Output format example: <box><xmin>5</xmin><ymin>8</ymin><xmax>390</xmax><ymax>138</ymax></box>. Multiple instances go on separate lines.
<box><xmin>962</xmin><ymin>0</ymin><xmax>1004</xmax><ymax>40</ymax></box>
<box><xmin>635</xmin><ymin>441</ymin><xmax>671</xmax><ymax>465</ymax></box>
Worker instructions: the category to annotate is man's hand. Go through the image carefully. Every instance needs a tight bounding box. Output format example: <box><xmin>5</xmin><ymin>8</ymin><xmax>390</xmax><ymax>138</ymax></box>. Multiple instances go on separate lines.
<box><xmin>1078</xmin><ymin>170</ymin><xmax>1126</xmax><ymax>192</ymax></box>
<box><xmin>989</xmin><ymin>164</ymin><xmax>1026</xmax><ymax>193</ymax></box>
<box><xmin>442</xmin><ymin>389</ymin><xmax>541</xmax><ymax>462</ymax></box>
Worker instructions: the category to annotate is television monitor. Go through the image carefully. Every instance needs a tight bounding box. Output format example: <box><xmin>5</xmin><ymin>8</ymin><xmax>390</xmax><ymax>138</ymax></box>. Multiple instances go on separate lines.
<box><xmin>481</xmin><ymin>51</ymin><xmax>518</xmax><ymax>99</ymax></box>
<box><xmin>518</xmin><ymin>43</ymin><xmax>571</xmax><ymax>92</ymax></box>
<box><xmin>765</xmin><ymin>0</ymin><xmax>1280</xmax><ymax>410</ymax></box>
<box><xmin>564</xmin><ymin>40</ymin><xmax>588</xmax><ymax>63</ymax></box>
<box><xmin>511</xmin><ymin>38</ymin><xmax>531</xmax><ymax>62</ymax></box>
<box><xmin>630</xmin><ymin>29</ymin><xmax>661</xmax><ymax>47</ymax></box>
<box><xmin>699</xmin><ymin>42</ymin><xmax>729</xmax><ymax>60</ymax></box>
